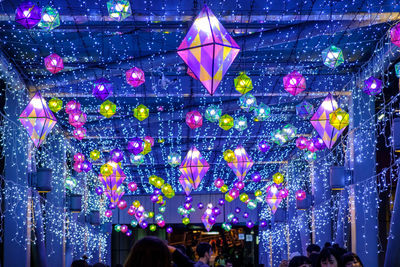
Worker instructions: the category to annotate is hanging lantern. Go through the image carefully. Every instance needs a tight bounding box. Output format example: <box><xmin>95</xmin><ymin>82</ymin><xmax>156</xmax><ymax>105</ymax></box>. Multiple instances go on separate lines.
<box><xmin>282</xmin><ymin>124</ymin><xmax>297</xmax><ymax>140</ymax></box>
<box><xmin>295</xmin><ymin>189</ymin><xmax>306</xmax><ymax>200</ymax></box>
<box><xmin>44</xmin><ymin>53</ymin><xmax>64</xmax><ymax>74</ymax></box>
<box><xmin>266</xmin><ymin>183</ymin><xmax>282</xmax><ymax>214</ymax></box>
<box><xmin>390</xmin><ymin>23</ymin><xmax>400</xmax><ymax>47</ymax></box>
<box><xmin>73</xmin><ymin>161</ymin><xmax>83</xmax><ymax>173</ymax></box>
<box><xmin>219</xmin><ymin>114</ymin><xmax>234</xmax><ymax>130</ymax></box>
<box><xmin>363</xmin><ymin>76</ymin><xmax>382</xmax><ymax>96</ymax></box>
<box><xmin>186</xmin><ymin>110</ymin><xmax>203</xmax><ymax>129</ymax></box>
<box><xmin>149</xmin><ymin>175</ymin><xmax>165</xmax><ymax>188</ymax></box>
<box><xmin>99</xmin><ymin>100</ymin><xmax>116</xmax><ymax>118</ymax></box>
<box><xmin>205</xmin><ymin>105</ymin><xmax>222</xmax><ymax>122</ymax></box>
<box><xmin>110</xmin><ymin>148</ymin><xmax>124</xmax><ymax>163</ymax></box>
<box><xmin>179</xmin><ymin>175</ymin><xmax>193</xmax><ymax>196</ymax></box>
<box><xmin>93</xmin><ymin>78</ymin><xmax>113</xmax><ymax>101</ymax></box>
<box><xmin>296</xmin><ymin>136</ymin><xmax>308</xmax><ymax>150</ymax></box>
<box><xmin>223</xmin><ymin>149</ymin><xmax>236</xmax><ymax>163</ymax></box>
<box><xmin>73</xmin><ymin>127</ymin><xmax>86</xmax><ymax>141</ymax></box>
<box><xmin>395</xmin><ymin>63</ymin><xmax>400</xmax><ymax>78</ymax></box>
<box><xmin>127</xmin><ymin>137</ymin><xmax>144</xmax><ymax>155</ymax></box>
<box><xmin>227</xmin><ymin>146</ymin><xmax>254</xmax><ymax>181</ymax></box>
<box><xmin>140</xmin><ymin>141</ymin><xmax>152</xmax><ymax>155</ymax></box>
<box><xmin>329</xmin><ymin>108</ymin><xmax>349</xmax><ymax>130</ymax></box>
<box><xmin>234</xmin><ymin>72</ymin><xmax>253</xmax><ymax>94</ymax></box>
<box><xmin>187</xmin><ymin>68</ymin><xmax>198</xmax><ymax>80</ymax></box>
<box><xmin>126</xmin><ymin>67</ymin><xmax>145</xmax><ymax>87</ymax></box>
<box><xmin>296</xmin><ymin>101</ymin><xmax>314</xmax><ymax>119</ymax></box>
<box><xmin>252</xmin><ymin>172</ymin><xmax>261</xmax><ymax>182</ymax></box>
<box><xmin>234</xmin><ymin>116</ymin><xmax>248</xmax><ymax>131</ymax></box>
<box><xmin>168</xmin><ymin>152</ymin><xmax>181</xmax><ymax>167</ymax></box>
<box><xmin>65</xmin><ymin>100</ymin><xmax>81</xmax><ymax>114</ymax></box>
<box><xmin>100</xmin><ymin>163</ymin><xmax>127</xmax><ymax>203</ymax></box>
<box><xmin>130</xmin><ymin>154</ymin><xmax>144</xmax><ymax>166</ymax></box>
<box><xmin>74</xmin><ymin>153</ymin><xmax>85</xmax><ymax>163</ymax></box>
<box><xmin>38</xmin><ymin>6</ymin><xmax>60</xmax><ymax>31</ymax></box>
<box><xmin>48</xmin><ymin>98</ymin><xmax>63</xmax><ymax>113</ymax></box>
<box><xmin>179</xmin><ymin>146</ymin><xmax>209</xmax><ymax>190</ymax></box>
<box><xmin>304</xmin><ymin>151</ymin><xmax>317</xmax><ymax>162</ymax></box>
<box><xmin>81</xmin><ymin>160</ymin><xmax>92</xmax><ymax>173</ymax></box>
<box><xmin>15</xmin><ymin>2</ymin><xmax>41</xmax><ymax>29</ymax></box>
<box><xmin>65</xmin><ymin>176</ymin><xmax>77</xmax><ymax>190</ymax></box>
<box><xmin>133</xmin><ymin>104</ymin><xmax>149</xmax><ymax>121</ymax></box>
<box><xmin>312</xmin><ymin>137</ymin><xmax>326</xmax><ymax>151</ymax></box>
<box><xmin>214</xmin><ymin>178</ymin><xmax>224</xmax><ymax>188</ymax></box>
<box><xmin>254</xmin><ymin>103</ymin><xmax>271</xmax><ymax>121</ymax></box>
<box><xmin>283</xmin><ymin>71</ymin><xmax>306</xmax><ymax>96</ymax></box>
<box><xmin>321</xmin><ymin>45</ymin><xmax>344</xmax><ymax>68</ymax></box>
<box><xmin>68</xmin><ymin>110</ymin><xmax>87</xmax><ymax>128</ymax></box>
<box><xmin>271</xmin><ymin>129</ymin><xmax>288</xmax><ymax>145</ymax></box>
<box><xmin>177</xmin><ymin>5</ymin><xmax>240</xmax><ymax>95</ymax></box>
<box><xmin>258</xmin><ymin>140</ymin><xmax>270</xmax><ymax>153</ymax></box>
<box><xmin>239</xmin><ymin>93</ymin><xmax>257</xmax><ymax>111</ymax></box>
<box><xmin>90</xmin><ymin>150</ymin><xmax>101</xmax><ymax>161</ymax></box>
<box><xmin>161</xmin><ymin>183</ymin><xmax>175</xmax><ymax>198</ymax></box>
<box><xmin>107</xmin><ymin>0</ymin><xmax>132</xmax><ymax>21</ymax></box>
<box><xmin>272</xmin><ymin>172</ymin><xmax>284</xmax><ymax>184</ymax></box>
<box><xmin>19</xmin><ymin>91</ymin><xmax>57</xmax><ymax>147</ymax></box>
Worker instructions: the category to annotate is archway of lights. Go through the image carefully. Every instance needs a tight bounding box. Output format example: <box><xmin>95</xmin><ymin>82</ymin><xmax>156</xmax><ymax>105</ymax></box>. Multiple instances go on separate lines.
<box><xmin>1</xmin><ymin>1</ymin><xmax>400</xmax><ymax>266</ymax></box>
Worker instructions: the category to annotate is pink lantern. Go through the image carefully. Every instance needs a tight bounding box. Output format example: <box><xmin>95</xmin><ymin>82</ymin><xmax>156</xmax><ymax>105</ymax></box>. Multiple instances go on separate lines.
<box><xmin>74</xmin><ymin>153</ymin><xmax>85</xmax><ymax>163</ymax></box>
<box><xmin>126</xmin><ymin>67</ymin><xmax>145</xmax><ymax>87</ymax></box>
<box><xmin>234</xmin><ymin>181</ymin><xmax>245</xmax><ymax>190</ymax></box>
<box><xmin>144</xmin><ymin>136</ymin><xmax>154</xmax><ymax>146</ymax></box>
<box><xmin>68</xmin><ymin>110</ymin><xmax>87</xmax><ymax>128</ymax></box>
<box><xmin>391</xmin><ymin>23</ymin><xmax>400</xmax><ymax>47</ymax></box>
<box><xmin>214</xmin><ymin>178</ymin><xmax>224</xmax><ymax>188</ymax></box>
<box><xmin>120</xmin><ymin>225</ymin><xmax>128</xmax><ymax>233</ymax></box>
<box><xmin>283</xmin><ymin>71</ymin><xmax>306</xmax><ymax>96</ymax></box>
<box><xmin>127</xmin><ymin>206</ymin><xmax>136</xmax><ymax>216</ymax></box>
<box><xmin>105</xmin><ymin>210</ymin><xmax>112</xmax><ymax>218</ymax></box>
<box><xmin>118</xmin><ymin>200</ymin><xmax>127</xmax><ymax>210</ymax></box>
<box><xmin>65</xmin><ymin>100</ymin><xmax>81</xmax><ymax>114</ymax></box>
<box><xmin>186</xmin><ymin>110</ymin><xmax>203</xmax><ymax>129</ymax></box>
<box><xmin>307</xmin><ymin>140</ymin><xmax>317</xmax><ymax>153</ymax></box>
<box><xmin>279</xmin><ymin>188</ymin><xmax>289</xmax><ymax>198</ymax></box>
<box><xmin>128</xmin><ymin>182</ymin><xmax>138</xmax><ymax>192</ymax></box>
<box><xmin>73</xmin><ymin>127</ymin><xmax>86</xmax><ymax>141</ymax></box>
<box><xmin>295</xmin><ymin>189</ymin><xmax>306</xmax><ymax>200</ymax></box>
<box><xmin>44</xmin><ymin>53</ymin><xmax>64</xmax><ymax>74</ymax></box>
<box><xmin>228</xmin><ymin>188</ymin><xmax>240</xmax><ymax>199</ymax></box>
<box><xmin>73</xmin><ymin>161</ymin><xmax>83</xmax><ymax>173</ymax></box>
<box><xmin>296</xmin><ymin>136</ymin><xmax>308</xmax><ymax>150</ymax></box>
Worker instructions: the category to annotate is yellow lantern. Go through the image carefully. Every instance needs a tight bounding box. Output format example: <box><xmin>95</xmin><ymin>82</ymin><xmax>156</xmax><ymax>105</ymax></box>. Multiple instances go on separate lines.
<box><xmin>100</xmin><ymin>163</ymin><xmax>113</xmax><ymax>176</ymax></box>
<box><xmin>272</xmin><ymin>172</ymin><xmax>284</xmax><ymax>184</ymax></box>
<box><xmin>223</xmin><ymin>149</ymin><xmax>236</xmax><ymax>163</ymax></box>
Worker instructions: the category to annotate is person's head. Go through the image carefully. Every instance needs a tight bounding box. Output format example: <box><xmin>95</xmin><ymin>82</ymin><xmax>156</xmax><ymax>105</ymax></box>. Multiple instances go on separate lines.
<box><xmin>124</xmin><ymin>236</ymin><xmax>171</xmax><ymax>267</ymax></box>
<box><xmin>71</xmin><ymin>260</ymin><xmax>89</xmax><ymax>267</ymax></box>
<box><xmin>93</xmin><ymin>263</ymin><xmax>107</xmax><ymax>267</ymax></box>
<box><xmin>196</xmin><ymin>242</ymin><xmax>212</xmax><ymax>263</ymax></box>
<box><xmin>317</xmin><ymin>247</ymin><xmax>340</xmax><ymax>267</ymax></box>
<box><xmin>306</xmin><ymin>244</ymin><xmax>321</xmax><ymax>257</ymax></box>
<box><xmin>289</xmin><ymin>256</ymin><xmax>311</xmax><ymax>267</ymax></box>
<box><xmin>341</xmin><ymin>252</ymin><xmax>363</xmax><ymax>267</ymax></box>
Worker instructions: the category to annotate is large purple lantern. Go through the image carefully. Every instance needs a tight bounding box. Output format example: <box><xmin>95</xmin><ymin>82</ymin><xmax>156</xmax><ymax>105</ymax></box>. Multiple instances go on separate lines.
<box><xmin>126</xmin><ymin>67</ymin><xmax>145</xmax><ymax>87</ymax></box>
<box><xmin>44</xmin><ymin>53</ymin><xmax>64</xmax><ymax>74</ymax></box>
<box><xmin>93</xmin><ymin>78</ymin><xmax>113</xmax><ymax>101</ymax></box>
<box><xmin>127</xmin><ymin>137</ymin><xmax>144</xmax><ymax>155</ymax></box>
<box><xmin>363</xmin><ymin>76</ymin><xmax>382</xmax><ymax>96</ymax></box>
<box><xmin>179</xmin><ymin>146</ymin><xmax>209</xmax><ymax>190</ymax></box>
<box><xmin>283</xmin><ymin>71</ymin><xmax>306</xmax><ymax>96</ymax></box>
<box><xmin>390</xmin><ymin>23</ymin><xmax>400</xmax><ymax>47</ymax></box>
<box><xmin>15</xmin><ymin>2</ymin><xmax>41</xmax><ymax>29</ymax></box>
<box><xmin>227</xmin><ymin>146</ymin><xmax>254</xmax><ymax>181</ymax></box>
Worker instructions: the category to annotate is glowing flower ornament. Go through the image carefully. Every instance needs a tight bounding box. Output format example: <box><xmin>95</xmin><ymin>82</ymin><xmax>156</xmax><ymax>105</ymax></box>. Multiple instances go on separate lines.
<box><xmin>271</xmin><ymin>129</ymin><xmax>289</xmax><ymax>145</ymax></box>
<box><xmin>186</xmin><ymin>110</ymin><xmax>203</xmax><ymax>129</ymax></box>
<box><xmin>15</xmin><ymin>2</ymin><xmax>41</xmax><ymax>29</ymax></box>
<box><xmin>44</xmin><ymin>53</ymin><xmax>64</xmax><ymax>74</ymax></box>
<box><xmin>219</xmin><ymin>114</ymin><xmax>234</xmax><ymax>130</ymax></box>
<box><xmin>177</xmin><ymin>5</ymin><xmax>240</xmax><ymax>95</ymax></box>
<box><xmin>126</xmin><ymin>67</ymin><xmax>145</xmax><ymax>87</ymax></box>
<box><xmin>133</xmin><ymin>104</ymin><xmax>149</xmax><ymax>121</ymax></box>
<box><xmin>99</xmin><ymin>100</ymin><xmax>116</xmax><ymax>118</ymax></box>
<box><xmin>107</xmin><ymin>0</ymin><xmax>132</xmax><ymax>21</ymax></box>
<box><xmin>93</xmin><ymin>78</ymin><xmax>113</xmax><ymax>101</ymax></box>
<box><xmin>227</xmin><ymin>146</ymin><xmax>254</xmax><ymax>181</ymax></box>
<box><xmin>234</xmin><ymin>72</ymin><xmax>253</xmax><ymax>94</ymax></box>
<box><xmin>282</xmin><ymin>124</ymin><xmax>297</xmax><ymax>140</ymax></box>
<box><xmin>19</xmin><ymin>91</ymin><xmax>57</xmax><ymax>147</ymax></box>
<box><xmin>48</xmin><ymin>98</ymin><xmax>63</xmax><ymax>113</ymax></box>
<box><xmin>38</xmin><ymin>6</ymin><xmax>60</xmax><ymax>31</ymax></box>
<box><xmin>321</xmin><ymin>45</ymin><xmax>344</xmax><ymax>68</ymax></box>
<box><xmin>272</xmin><ymin>172</ymin><xmax>284</xmax><ymax>184</ymax></box>
<box><xmin>283</xmin><ymin>71</ymin><xmax>306</xmax><ymax>96</ymax></box>
<box><xmin>329</xmin><ymin>108</ymin><xmax>349</xmax><ymax>130</ymax></box>
<box><xmin>74</xmin><ymin>153</ymin><xmax>85</xmax><ymax>162</ymax></box>
<box><xmin>179</xmin><ymin>147</ymin><xmax>209</xmax><ymax>190</ymax></box>
<box><xmin>205</xmin><ymin>105</ymin><xmax>222</xmax><ymax>122</ymax></box>
<box><xmin>363</xmin><ymin>76</ymin><xmax>382</xmax><ymax>96</ymax></box>
<box><xmin>223</xmin><ymin>149</ymin><xmax>236</xmax><ymax>163</ymax></box>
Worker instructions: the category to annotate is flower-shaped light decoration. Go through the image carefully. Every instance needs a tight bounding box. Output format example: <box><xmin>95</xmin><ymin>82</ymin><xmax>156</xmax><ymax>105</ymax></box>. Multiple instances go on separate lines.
<box><xmin>227</xmin><ymin>146</ymin><xmax>254</xmax><ymax>181</ymax></box>
<box><xmin>44</xmin><ymin>53</ymin><xmax>64</xmax><ymax>74</ymax></box>
<box><xmin>283</xmin><ymin>71</ymin><xmax>306</xmax><ymax>96</ymax></box>
<box><xmin>15</xmin><ymin>2</ymin><xmax>41</xmax><ymax>29</ymax></box>
<box><xmin>99</xmin><ymin>100</ymin><xmax>116</xmax><ymax>118</ymax></box>
<box><xmin>272</xmin><ymin>172</ymin><xmax>284</xmax><ymax>184</ymax></box>
<box><xmin>363</xmin><ymin>76</ymin><xmax>382</xmax><ymax>96</ymax></box>
<box><xmin>234</xmin><ymin>72</ymin><xmax>253</xmax><ymax>95</ymax></box>
<box><xmin>321</xmin><ymin>45</ymin><xmax>344</xmax><ymax>68</ymax></box>
<box><xmin>179</xmin><ymin>146</ymin><xmax>209</xmax><ymax>190</ymax></box>
<box><xmin>93</xmin><ymin>78</ymin><xmax>113</xmax><ymax>101</ymax></box>
<box><xmin>329</xmin><ymin>108</ymin><xmax>349</xmax><ymax>130</ymax></box>
<box><xmin>133</xmin><ymin>104</ymin><xmax>150</xmax><ymax>121</ymax></box>
<box><xmin>48</xmin><ymin>98</ymin><xmax>63</xmax><ymax>113</ymax></box>
<box><xmin>239</xmin><ymin>93</ymin><xmax>257</xmax><ymax>112</ymax></box>
<box><xmin>296</xmin><ymin>101</ymin><xmax>314</xmax><ymax>119</ymax></box>
<box><xmin>219</xmin><ymin>114</ymin><xmax>234</xmax><ymax>130</ymax></box>
<box><xmin>68</xmin><ymin>110</ymin><xmax>87</xmax><ymax>128</ymax></box>
<box><xmin>38</xmin><ymin>6</ymin><xmax>60</xmax><ymax>31</ymax></box>
<box><xmin>205</xmin><ymin>105</ymin><xmax>222</xmax><ymax>122</ymax></box>
<box><xmin>107</xmin><ymin>0</ymin><xmax>132</xmax><ymax>21</ymax></box>
<box><xmin>127</xmin><ymin>137</ymin><xmax>144</xmax><ymax>155</ymax></box>
<box><xmin>186</xmin><ymin>110</ymin><xmax>203</xmax><ymax>129</ymax></box>
<box><xmin>126</xmin><ymin>67</ymin><xmax>145</xmax><ymax>87</ymax></box>
<box><xmin>65</xmin><ymin>177</ymin><xmax>77</xmax><ymax>190</ymax></box>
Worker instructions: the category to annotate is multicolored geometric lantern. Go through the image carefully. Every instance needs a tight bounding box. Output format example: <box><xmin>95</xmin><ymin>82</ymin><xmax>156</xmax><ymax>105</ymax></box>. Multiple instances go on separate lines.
<box><xmin>239</xmin><ymin>93</ymin><xmax>257</xmax><ymax>111</ymax></box>
<box><xmin>258</xmin><ymin>140</ymin><xmax>270</xmax><ymax>153</ymax></box>
<box><xmin>227</xmin><ymin>146</ymin><xmax>254</xmax><ymax>181</ymax></box>
<box><xmin>219</xmin><ymin>114</ymin><xmax>234</xmax><ymax>130</ymax></box>
<box><xmin>99</xmin><ymin>100</ymin><xmax>116</xmax><ymax>118</ymax></box>
<box><xmin>271</xmin><ymin>129</ymin><xmax>288</xmax><ymax>145</ymax></box>
<box><xmin>93</xmin><ymin>78</ymin><xmax>113</xmax><ymax>101</ymax></box>
<box><xmin>107</xmin><ymin>0</ymin><xmax>132</xmax><ymax>21</ymax></box>
<box><xmin>177</xmin><ymin>5</ymin><xmax>240</xmax><ymax>95</ymax></box>
<box><xmin>110</xmin><ymin>148</ymin><xmax>124</xmax><ymax>163</ymax></box>
<box><xmin>296</xmin><ymin>101</ymin><xmax>314</xmax><ymax>119</ymax></box>
<box><xmin>126</xmin><ymin>67</ymin><xmax>145</xmax><ymax>87</ymax></box>
<box><xmin>205</xmin><ymin>105</ymin><xmax>222</xmax><ymax>122</ymax></box>
<box><xmin>202</xmin><ymin>206</ymin><xmax>215</xmax><ymax>231</ymax></box>
<box><xmin>254</xmin><ymin>103</ymin><xmax>271</xmax><ymax>121</ymax></box>
<box><xmin>282</xmin><ymin>124</ymin><xmax>297</xmax><ymax>140</ymax></box>
<box><xmin>44</xmin><ymin>53</ymin><xmax>64</xmax><ymax>74</ymax></box>
<box><xmin>15</xmin><ymin>2</ymin><xmax>41</xmax><ymax>29</ymax></box>
<box><xmin>48</xmin><ymin>98</ymin><xmax>63</xmax><ymax>113</ymax></box>
<box><xmin>99</xmin><ymin>161</ymin><xmax>126</xmax><ymax>203</ymax></box>
<box><xmin>179</xmin><ymin>175</ymin><xmax>193</xmax><ymax>196</ymax></box>
<box><xmin>130</xmin><ymin>154</ymin><xmax>145</xmax><ymax>166</ymax></box>
<box><xmin>38</xmin><ymin>6</ymin><xmax>60</xmax><ymax>31</ymax></box>
<box><xmin>19</xmin><ymin>91</ymin><xmax>57</xmax><ymax>147</ymax></box>
<box><xmin>329</xmin><ymin>108</ymin><xmax>349</xmax><ymax>130</ymax></box>
<box><xmin>133</xmin><ymin>104</ymin><xmax>149</xmax><ymax>121</ymax></box>
<box><xmin>68</xmin><ymin>110</ymin><xmax>87</xmax><ymax>128</ymax></box>
<box><xmin>73</xmin><ymin>127</ymin><xmax>86</xmax><ymax>141</ymax></box>
<box><xmin>234</xmin><ymin>116</ymin><xmax>248</xmax><ymax>131</ymax></box>
<box><xmin>363</xmin><ymin>76</ymin><xmax>382</xmax><ymax>96</ymax></box>
<box><xmin>390</xmin><ymin>23</ymin><xmax>400</xmax><ymax>47</ymax></box>
<box><xmin>234</xmin><ymin>72</ymin><xmax>253</xmax><ymax>95</ymax></box>
<box><xmin>186</xmin><ymin>110</ymin><xmax>203</xmax><ymax>129</ymax></box>
<box><xmin>168</xmin><ymin>152</ymin><xmax>181</xmax><ymax>167</ymax></box>
<box><xmin>266</xmin><ymin>183</ymin><xmax>282</xmax><ymax>214</ymax></box>
<box><xmin>283</xmin><ymin>71</ymin><xmax>306</xmax><ymax>96</ymax></box>
<box><xmin>65</xmin><ymin>100</ymin><xmax>81</xmax><ymax>114</ymax></box>
<box><xmin>310</xmin><ymin>93</ymin><xmax>345</xmax><ymax>149</ymax></box>
<box><xmin>179</xmin><ymin>146</ymin><xmax>209</xmax><ymax>190</ymax></box>
<box><xmin>127</xmin><ymin>137</ymin><xmax>144</xmax><ymax>155</ymax></box>
<box><xmin>321</xmin><ymin>45</ymin><xmax>344</xmax><ymax>68</ymax></box>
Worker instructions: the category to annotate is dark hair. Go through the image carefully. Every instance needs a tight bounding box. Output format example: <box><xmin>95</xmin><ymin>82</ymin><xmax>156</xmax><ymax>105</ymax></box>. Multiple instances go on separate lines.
<box><xmin>317</xmin><ymin>247</ymin><xmax>340</xmax><ymax>267</ymax></box>
<box><xmin>71</xmin><ymin>260</ymin><xmax>89</xmax><ymax>267</ymax></box>
<box><xmin>306</xmin><ymin>244</ymin><xmax>321</xmax><ymax>254</ymax></box>
<box><xmin>324</xmin><ymin>242</ymin><xmax>331</xmax><ymax>248</ymax></box>
<box><xmin>124</xmin><ymin>236</ymin><xmax>171</xmax><ymax>267</ymax></box>
<box><xmin>341</xmin><ymin>252</ymin><xmax>364</xmax><ymax>267</ymax></box>
<box><xmin>288</xmin><ymin>256</ymin><xmax>311</xmax><ymax>267</ymax></box>
<box><xmin>174</xmin><ymin>244</ymin><xmax>187</xmax><ymax>255</ymax></box>
<box><xmin>93</xmin><ymin>263</ymin><xmax>107</xmax><ymax>267</ymax></box>
<box><xmin>196</xmin><ymin>242</ymin><xmax>212</xmax><ymax>258</ymax></box>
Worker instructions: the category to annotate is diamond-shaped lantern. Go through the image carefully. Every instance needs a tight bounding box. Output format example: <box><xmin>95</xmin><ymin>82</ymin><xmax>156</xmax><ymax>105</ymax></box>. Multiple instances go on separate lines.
<box><xmin>266</xmin><ymin>184</ymin><xmax>282</xmax><ymax>214</ymax></box>
<box><xmin>99</xmin><ymin>100</ymin><xmax>116</xmax><ymax>118</ymax></box>
<box><xmin>234</xmin><ymin>116</ymin><xmax>248</xmax><ymax>131</ymax></box>
<box><xmin>201</xmin><ymin>208</ymin><xmax>215</xmax><ymax>232</ymax></box>
<box><xmin>390</xmin><ymin>23</ymin><xmax>400</xmax><ymax>47</ymax></box>
<box><xmin>239</xmin><ymin>93</ymin><xmax>257</xmax><ymax>112</ymax></box>
<box><xmin>219</xmin><ymin>114</ymin><xmax>234</xmax><ymax>130</ymax></box>
<box><xmin>254</xmin><ymin>103</ymin><xmax>271</xmax><ymax>121</ymax></box>
<box><xmin>321</xmin><ymin>45</ymin><xmax>344</xmax><ymax>68</ymax></box>
<box><xmin>127</xmin><ymin>137</ymin><xmax>144</xmax><ymax>155</ymax></box>
<box><xmin>38</xmin><ymin>6</ymin><xmax>60</xmax><ymax>31</ymax></box>
<box><xmin>15</xmin><ymin>2</ymin><xmax>41</xmax><ymax>29</ymax></box>
<box><xmin>329</xmin><ymin>108</ymin><xmax>349</xmax><ymax>130</ymax></box>
<box><xmin>310</xmin><ymin>93</ymin><xmax>345</xmax><ymax>149</ymax></box>
<box><xmin>19</xmin><ymin>91</ymin><xmax>57</xmax><ymax>147</ymax></box>
<box><xmin>99</xmin><ymin>161</ymin><xmax>126</xmax><ymax>202</ymax></box>
<box><xmin>126</xmin><ymin>67</ymin><xmax>145</xmax><ymax>87</ymax></box>
<box><xmin>186</xmin><ymin>110</ymin><xmax>203</xmax><ymax>129</ymax></box>
<box><xmin>205</xmin><ymin>105</ymin><xmax>222</xmax><ymax>122</ymax></box>
<box><xmin>93</xmin><ymin>78</ymin><xmax>113</xmax><ymax>101</ymax></box>
<box><xmin>234</xmin><ymin>72</ymin><xmax>253</xmax><ymax>95</ymax></box>
<box><xmin>48</xmin><ymin>98</ymin><xmax>63</xmax><ymax>113</ymax></box>
<box><xmin>179</xmin><ymin>146</ymin><xmax>209</xmax><ymax>190</ymax></box>
<box><xmin>44</xmin><ymin>53</ymin><xmax>64</xmax><ymax>74</ymax></box>
<box><xmin>133</xmin><ymin>104</ymin><xmax>149</xmax><ymax>121</ymax></box>
<box><xmin>179</xmin><ymin>175</ymin><xmax>193</xmax><ymax>196</ymax></box>
<box><xmin>296</xmin><ymin>101</ymin><xmax>314</xmax><ymax>119</ymax></box>
<box><xmin>177</xmin><ymin>5</ymin><xmax>240</xmax><ymax>95</ymax></box>
<box><xmin>73</xmin><ymin>127</ymin><xmax>86</xmax><ymax>140</ymax></box>
<box><xmin>283</xmin><ymin>71</ymin><xmax>306</xmax><ymax>96</ymax></box>
<box><xmin>107</xmin><ymin>0</ymin><xmax>132</xmax><ymax>21</ymax></box>
<box><xmin>68</xmin><ymin>110</ymin><xmax>87</xmax><ymax>128</ymax></box>
<box><xmin>227</xmin><ymin>146</ymin><xmax>254</xmax><ymax>181</ymax></box>
<box><xmin>363</xmin><ymin>76</ymin><xmax>382</xmax><ymax>96</ymax></box>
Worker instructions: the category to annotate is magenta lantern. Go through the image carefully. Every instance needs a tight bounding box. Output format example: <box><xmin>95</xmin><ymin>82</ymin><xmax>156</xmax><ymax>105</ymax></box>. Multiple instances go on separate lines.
<box><xmin>68</xmin><ymin>110</ymin><xmax>87</xmax><ymax>128</ymax></box>
<box><xmin>390</xmin><ymin>23</ymin><xmax>400</xmax><ymax>47</ymax></box>
<box><xmin>296</xmin><ymin>136</ymin><xmax>308</xmax><ymax>150</ymax></box>
<box><xmin>283</xmin><ymin>71</ymin><xmax>306</xmax><ymax>96</ymax></box>
<box><xmin>279</xmin><ymin>188</ymin><xmax>289</xmax><ymax>198</ymax></box>
<box><xmin>73</xmin><ymin>127</ymin><xmax>86</xmax><ymax>141</ymax></box>
<box><xmin>105</xmin><ymin>210</ymin><xmax>112</xmax><ymax>218</ymax></box>
<box><xmin>120</xmin><ymin>225</ymin><xmax>128</xmax><ymax>233</ymax></box>
<box><xmin>144</xmin><ymin>136</ymin><xmax>154</xmax><ymax>146</ymax></box>
<box><xmin>65</xmin><ymin>100</ymin><xmax>81</xmax><ymax>114</ymax></box>
<box><xmin>15</xmin><ymin>2</ymin><xmax>41</xmax><ymax>29</ymax></box>
<box><xmin>214</xmin><ymin>178</ymin><xmax>224</xmax><ymax>188</ymax></box>
<box><xmin>73</xmin><ymin>161</ymin><xmax>83</xmax><ymax>173</ymax></box>
<box><xmin>110</xmin><ymin>148</ymin><xmax>124</xmax><ymax>163</ymax></box>
<box><xmin>186</xmin><ymin>110</ymin><xmax>203</xmax><ymax>129</ymax></box>
<box><xmin>295</xmin><ymin>189</ymin><xmax>306</xmax><ymax>200</ymax></box>
<box><xmin>44</xmin><ymin>53</ymin><xmax>64</xmax><ymax>74</ymax></box>
<box><xmin>74</xmin><ymin>153</ymin><xmax>85</xmax><ymax>163</ymax></box>
<box><xmin>128</xmin><ymin>182</ymin><xmax>138</xmax><ymax>192</ymax></box>
<box><xmin>118</xmin><ymin>200</ymin><xmax>127</xmax><ymax>210</ymax></box>
<box><xmin>126</xmin><ymin>67</ymin><xmax>145</xmax><ymax>87</ymax></box>
<box><xmin>234</xmin><ymin>181</ymin><xmax>245</xmax><ymax>190</ymax></box>
<box><xmin>251</xmin><ymin>172</ymin><xmax>262</xmax><ymax>182</ymax></box>
<box><xmin>127</xmin><ymin>137</ymin><xmax>144</xmax><ymax>155</ymax></box>
<box><xmin>93</xmin><ymin>78</ymin><xmax>113</xmax><ymax>101</ymax></box>
<box><xmin>307</xmin><ymin>140</ymin><xmax>317</xmax><ymax>153</ymax></box>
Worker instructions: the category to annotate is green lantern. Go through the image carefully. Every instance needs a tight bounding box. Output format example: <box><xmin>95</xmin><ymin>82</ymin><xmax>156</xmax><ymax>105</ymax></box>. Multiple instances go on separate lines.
<box><xmin>149</xmin><ymin>224</ymin><xmax>157</xmax><ymax>232</ymax></box>
<box><xmin>107</xmin><ymin>0</ymin><xmax>132</xmax><ymax>21</ymax></box>
<box><xmin>254</xmin><ymin>103</ymin><xmax>271</xmax><ymax>121</ymax></box>
<box><xmin>219</xmin><ymin>114</ymin><xmax>234</xmax><ymax>130</ymax></box>
<box><xmin>65</xmin><ymin>176</ymin><xmax>77</xmax><ymax>190</ymax></box>
<box><xmin>321</xmin><ymin>45</ymin><xmax>344</xmax><ymax>68</ymax></box>
<box><xmin>99</xmin><ymin>100</ymin><xmax>116</xmax><ymax>118</ymax></box>
<box><xmin>239</xmin><ymin>93</ymin><xmax>257</xmax><ymax>112</ymax></box>
<box><xmin>38</xmin><ymin>6</ymin><xmax>61</xmax><ymax>31</ymax></box>
<box><xmin>205</xmin><ymin>105</ymin><xmax>222</xmax><ymax>122</ymax></box>
<box><xmin>48</xmin><ymin>97</ymin><xmax>63</xmax><ymax>113</ymax></box>
<box><xmin>234</xmin><ymin>116</ymin><xmax>248</xmax><ymax>131</ymax></box>
<box><xmin>234</xmin><ymin>72</ymin><xmax>253</xmax><ymax>94</ymax></box>
<box><xmin>133</xmin><ymin>104</ymin><xmax>149</xmax><ymax>121</ymax></box>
